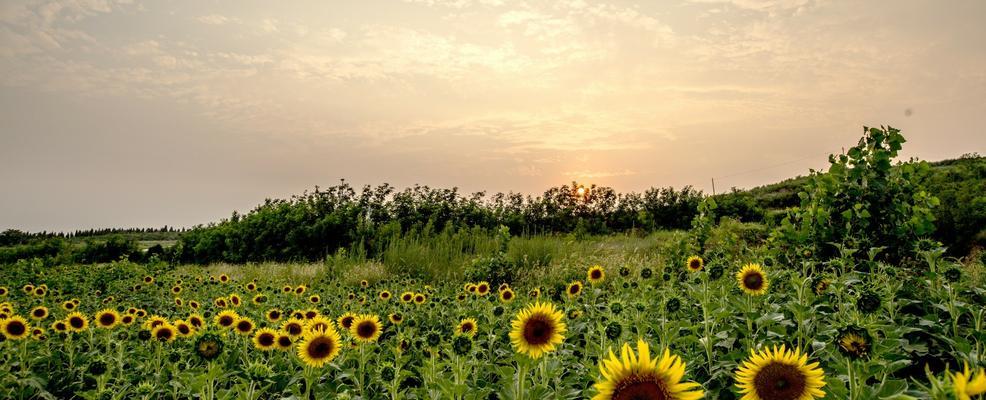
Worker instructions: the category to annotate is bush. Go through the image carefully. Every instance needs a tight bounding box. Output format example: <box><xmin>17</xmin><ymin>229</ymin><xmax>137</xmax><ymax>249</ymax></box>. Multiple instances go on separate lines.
<box><xmin>771</xmin><ymin>126</ymin><xmax>938</xmax><ymax>265</ymax></box>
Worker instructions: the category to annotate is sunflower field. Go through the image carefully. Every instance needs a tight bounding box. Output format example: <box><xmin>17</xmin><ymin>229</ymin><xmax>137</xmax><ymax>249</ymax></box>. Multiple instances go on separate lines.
<box><xmin>0</xmin><ymin>237</ymin><xmax>984</xmax><ymax>399</ymax></box>
<box><xmin>1</xmin><ymin>128</ymin><xmax>985</xmax><ymax>400</ymax></box>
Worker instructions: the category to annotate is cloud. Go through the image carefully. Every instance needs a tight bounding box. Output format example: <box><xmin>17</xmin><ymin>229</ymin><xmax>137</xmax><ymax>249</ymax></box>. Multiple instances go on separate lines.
<box><xmin>197</xmin><ymin>14</ymin><xmax>237</xmax><ymax>25</ymax></box>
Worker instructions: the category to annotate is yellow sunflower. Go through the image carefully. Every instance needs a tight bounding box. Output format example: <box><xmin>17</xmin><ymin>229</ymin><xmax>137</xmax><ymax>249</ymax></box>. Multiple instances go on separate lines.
<box><xmin>735</xmin><ymin>345</ymin><xmax>826</xmax><ymax>400</ymax></box>
<box><xmin>66</xmin><ymin>311</ymin><xmax>89</xmax><ymax>332</ymax></box>
<box><xmin>350</xmin><ymin>314</ymin><xmax>383</xmax><ymax>343</ymax></box>
<box><xmin>253</xmin><ymin>328</ymin><xmax>278</xmax><ymax>351</ymax></box>
<box><xmin>587</xmin><ymin>265</ymin><xmax>606</xmax><ymax>285</ymax></box>
<box><xmin>276</xmin><ymin>333</ymin><xmax>293</xmax><ymax>350</ymax></box>
<box><xmin>282</xmin><ymin>318</ymin><xmax>306</xmax><ymax>338</ymax></box>
<box><xmin>566</xmin><ymin>281</ymin><xmax>583</xmax><ymax>299</ymax></box>
<box><xmin>174</xmin><ymin>320</ymin><xmax>195</xmax><ymax>337</ymax></box>
<box><xmin>686</xmin><ymin>256</ymin><xmax>704</xmax><ymax>272</ymax></box>
<box><xmin>388</xmin><ymin>313</ymin><xmax>404</xmax><ymax>325</ymax></box>
<box><xmin>499</xmin><ymin>288</ymin><xmax>516</xmax><ymax>303</ymax></box>
<box><xmin>401</xmin><ymin>292</ymin><xmax>415</xmax><ymax>303</ymax></box>
<box><xmin>413</xmin><ymin>293</ymin><xmax>427</xmax><ymax>304</ymax></box>
<box><xmin>214</xmin><ymin>310</ymin><xmax>239</xmax><ymax>329</ymax></box>
<box><xmin>592</xmin><ymin>339</ymin><xmax>704</xmax><ymax>400</ymax></box>
<box><xmin>1</xmin><ymin>315</ymin><xmax>31</xmax><ymax>340</ymax></box>
<box><xmin>456</xmin><ymin>318</ymin><xmax>478</xmax><ymax>338</ymax></box>
<box><xmin>379</xmin><ymin>291</ymin><xmax>392</xmax><ymax>301</ymax></box>
<box><xmin>736</xmin><ymin>263</ymin><xmax>769</xmax><ymax>296</ymax></box>
<box><xmin>297</xmin><ymin>325</ymin><xmax>342</xmax><ymax>367</ymax></box>
<box><xmin>94</xmin><ymin>309</ymin><xmax>120</xmax><ymax>329</ymax></box>
<box><xmin>953</xmin><ymin>362</ymin><xmax>986</xmax><ymax>400</ymax></box>
<box><xmin>306</xmin><ymin>316</ymin><xmax>334</xmax><ymax>334</ymax></box>
<box><xmin>152</xmin><ymin>323</ymin><xmax>177</xmax><ymax>342</ymax></box>
<box><xmin>187</xmin><ymin>314</ymin><xmax>205</xmax><ymax>328</ymax></box>
<box><xmin>30</xmin><ymin>306</ymin><xmax>49</xmax><ymax>320</ymax></box>
<box><xmin>509</xmin><ymin>302</ymin><xmax>567</xmax><ymax>359</ymax></box>
<box><xmin>337</xmin><ymin>312</ymin><xmax>357</xmax><ymax>332</ymax></box>
<box><xmin>476</xmin><ymin>281</ymin><xmax>491</xmax><ymax>296</ymax></box>
<box><xmin>266</xmin><ymin>308</ymin><xmax>283</xmax><ymax>322</ymax></box>
<box><xmin>234</xmin><ymin>317</ymin><xmax>255</xmax><ymax>335</ymax></box>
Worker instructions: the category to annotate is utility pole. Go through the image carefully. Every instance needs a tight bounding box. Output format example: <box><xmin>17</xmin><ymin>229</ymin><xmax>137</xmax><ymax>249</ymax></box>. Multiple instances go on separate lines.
<box><xmin>711</xmin><ymin>178</ymin><xmax>716</xmax><ymax>196</ymax></box>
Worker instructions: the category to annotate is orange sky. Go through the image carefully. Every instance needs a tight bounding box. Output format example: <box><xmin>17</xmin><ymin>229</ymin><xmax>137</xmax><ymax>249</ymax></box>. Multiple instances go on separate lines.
<box><xmin>1</xmin><ymin>0</ymin><xmax>984</xmax><ymax>231</ymax></box>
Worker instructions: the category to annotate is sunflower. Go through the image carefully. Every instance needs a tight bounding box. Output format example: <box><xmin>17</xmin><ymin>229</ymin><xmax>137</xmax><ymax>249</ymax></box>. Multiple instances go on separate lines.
<box><xmin>145</xmin><ymin>315</ymin><xmax>168</xmax><ymax>330</ymax></box>
<box><xmin>252</xmin><ymin>294</ymin><xmax>267</xmax><ymax>305</ymax></box>
<box><xmin>30</xmin><ymin>306</ymin><xmax>49</xmax><ymax>320</ymax></box>
<box><xmin>401</xmin><ymin>292</ymin><xmax>414</xmax><ymax>303</ymax></box>
<box><xmin>229</xmin><ymin>294</ymin><xmax>242</xmax><ymax>307</ymax></box>
<box><xmin>499</xmin><ymin>288</ymin><xmax>516</xmax><ymax>303</ymax></box>
<box><xmin>143</xmin><ymin>276</ymin><xmax>154</xmax><ymax>284</ymax></box>
<box><xmin>509</xmin><ymin>302</ymin><xmax>567</xmax><ymax>359</ymax></box>
<box><xmin>309</xmin><ymin>295</ymin><xmax>320</xmax><ymax>304</ymax></box>
<box><xmin>388</xmin><ymin>313</ymin><xmax>404</xmax><ymax>325</ymax></box>
<box><xmin>337</xmin><ymin>312</ymin><xmax>357</xmax><ymax>331</ymax></box>
<box><xmin>276</xmin><ymin>333</ymin><xmax>293</xmax><ymax>350</ymax></box>
<box><xmin>214</xmin><ymin>310</ymin><xmax>239</xmax><ymax>329</ymax></box>
<box><xmin>266</xmin><ymin>308</ymin><xmax>283</xmax><ymax>322</ymax></box>
<box><xmin>152</xmin><ymin>323</ymin><xmax>177</xmax><ymax>342</ymax></box>
<box><xmin>62</xmin><ymin>300</ymin><xmax>77</xmax><ymax>311</ymax></box>
<box><xmin>735</xmin><ymin>345</ymin><xmax>826</xmax><ymax>400</ymax></box>
<box><xmin>22</xmin><ymin>284</ymin><xmax>35</xmax><ymax>294</ymax></box>
<box><xmin>234</xmin><ymin>317</ymin><xmax>255</xmax><ymax>335</ymax></box>
<box><xmin>529</xmin><ymin>287</ymin><xmax>541</xmax><ymax>299</ymax></box>
<box><xmin>413</xmin><ymin>293</ymin><xmax>427</xmax><ymax>304</ymax></box>
<box><xmin>121</xmin><ymin>315</ymin><xmax>135</xmax><ymax>325</ymax></box>
<box><xmin>246</xmin><ymin>282</ymin><xmax>257</xmax><ymax>291</ymax></box>
<box><xmin>214</xmin><ymin>297</ymin><xmax>228</xmax><ymax>308</ymax></box>
<box><xmin>587</xmin><ymin>265</ymin><xmax>606</xmax><ymax>285</ymax></box>
<box><xmin>297</xmin><ymin>326</ymin><xmax>342</xmax><ymax>367</ymax></box>
<box><xmin>219</xmin><ymin>274</ymin><xmax>230</xmax><ymax>283</ymax></box>
<box><xmin>566</xmin><ymin>281</ymin><xmax>583</xmax><ymax>298</ymax></box>
<box><xmin>812</xmin><ymin>277</ymin><xmax>830</xmax><ymax>296</ymax></box>
<box><xmin>836</xmin><ymin>326</ymin><xmax>871</xmax><ymax>360</ymax></box>
<box><xmin>282</xmin><ymin>285</ymin><xmax>293</xmax><ymax>293</ymax></box>
<box><xmin>360</xmin><ymin>279</ymin><xmax>369</xmax><ymax>288</ymax></box>
<box><xmin>94</xmin><ymin>309</ymin><xmax>120</xmax><ymax>329</ymax></box>
<box><xmin>174</xmin><ymin>320</ymin><xmax>195</xmax><ymax>337</ymax></box>
<box><xmin>0</xmin><ymin>287</ymin><xmax>8</xmax><ymax>296</ymax></box>
<box><xmin>455</xmin><ymin>318</ymin><xmax>478</xmax><ymax>338</ymax></box>
<box><xmin>952</xmin><ymin>362</ymin><xmax>986</xmax><ymax>400</ymax></box>
<box><xmin>187</xmin><ymin>314</ymin><xmax>204</xmax><ymax>328</ymax></box>
<box><xmin>66</xmin><ymin>311</ymin><xmax>89</xmax><ymax>332</ymax></box>
<box><xmin>195</xmin><ymin>333</ymin><xmax>224</xmax><ymax>360</ymax></box>
<box><xmin>466</xmin><ymin>284</ymin><xmax>478</xmax><ymax>293</ymax></box>
<box><xmin>736</xmin><ymin>263</ymin><xmax>769</xmax><ymax>296</ymax></box>
<box><xmin>379</xmin><ymin>291</ymin><xmax>392</xmax><ymax>301</ymax></box>
<box><xmin>304</xmin><ymin>309</ymin><xmax>319</xmax><ymax>319</ymax></box>
<box><xmin>686</xmin><ymin>256</ymin><xmax>704</xmax><ymax>272</ymax></box>
<box><xmin>171</xmin><ymin>285</ymin><xmax>182</xmax><ymax>295</ymax></box>
<box><xmin>282</xmin><ymin>318</ymin><xmax>306</xmax><ymax>338</ymax></box>
<box><xmin>350</xmin><ymin>314</ymin><xmax>383</xmax><ymax>343</ymax></box>
<box><xmin>592</xmin><ymin>339</ymin><xmax>704</xmax><ymax>400</ymax></box>
<box><xmin>306</xmin><ymin>316</ymin><xmax>333</xmax><ymax>334</ymax></box>
<box><xmin>476</xmin><ymin>282</ymin><xmax>491</xmax><ymax>296</ymax></box>
<box><xmin>253</xmin><ymin>328</ymin><xmax>278</xmax><ymax>351</ymax></box>
<box><xmin>1</xmin><ymin>315</ymin><xmax>30</xmax><ymax>340</ymax></box>
<box><xmin>51</xmin><ymin>320</ymin><xmax>68</xmax><ymax>333</ymax></box>
<box><xmin>294</xmin><ymin>285</ymin><xmax>306</xmax><ymax>295</ymax></box>
<box><xmin>189</xmin><ymin>300</ymin><xmax>200</xmax><ymax>309</ymax></box>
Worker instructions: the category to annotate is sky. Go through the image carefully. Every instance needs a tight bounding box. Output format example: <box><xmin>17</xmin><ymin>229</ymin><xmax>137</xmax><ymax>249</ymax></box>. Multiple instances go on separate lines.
<box><xmin>1</xmin><ymin>0</ymin><xmax>984</xmax><ymax>232</ymax></box>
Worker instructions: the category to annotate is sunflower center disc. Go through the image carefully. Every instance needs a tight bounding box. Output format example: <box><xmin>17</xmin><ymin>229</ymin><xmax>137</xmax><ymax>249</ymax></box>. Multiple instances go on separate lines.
<box><xmin>743</xmin><ymin>273</ymin><xmax>764</xmax><ymax>290</ymax></box>
<box><xmin>523</xmin><ymin>316</ymin><xmax>552</xmax><ymax>345</ymax></box>
<box><xmin>612</xmin><ymin>376</ymin><xmax>670</xmax><ymax>400</ymax></box>
<box><xmin>310</xmin><ymin>338</ymin><xmax>333</xmax><ymax>358</ymax></box>
<box><xmin>100</xmin><ymin>315</ymin><xmax>115</xmax><ymax>325</ymax></box>
<box><xmin>357</xmin><ymin>322</ymin><xmax>376</xmax><ymax>338</ymax></box>
<box><xmin>7</xmin><ymin>322</ymin><xmax>26</xmax><ymax>335</ymax></box>
<box><xmin>259</xmin><ymin>334</ymin><xmax>274</xmax><ymax>346</ymax></box>
<box><xmin>753</xmin><ymin>363</ymin><xmax>807</xmax><ymax>400</ymax></box>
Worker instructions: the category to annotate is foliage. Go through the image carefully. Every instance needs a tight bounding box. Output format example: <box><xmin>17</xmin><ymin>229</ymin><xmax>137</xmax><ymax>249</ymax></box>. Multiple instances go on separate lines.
<box><xmin>771</xmin><ymin>126</ymin><xmax>940</xmax><ymax>264</ymax></box>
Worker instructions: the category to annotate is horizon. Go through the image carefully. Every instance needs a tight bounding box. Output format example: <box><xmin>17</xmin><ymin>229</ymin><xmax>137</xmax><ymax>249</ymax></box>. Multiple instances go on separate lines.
<box><xmin>3</xmin><ymin>1</ymin><xmax>985</xmax><ymax>232</ymax></box>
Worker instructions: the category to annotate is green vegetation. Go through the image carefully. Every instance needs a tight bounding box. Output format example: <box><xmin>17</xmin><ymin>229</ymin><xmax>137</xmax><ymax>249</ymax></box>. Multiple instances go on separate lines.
<box><xmin>0</xmin><ymin>125</ymin><xmax>984</xmax><ymax>399</ymax></box>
